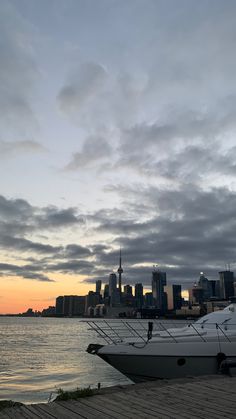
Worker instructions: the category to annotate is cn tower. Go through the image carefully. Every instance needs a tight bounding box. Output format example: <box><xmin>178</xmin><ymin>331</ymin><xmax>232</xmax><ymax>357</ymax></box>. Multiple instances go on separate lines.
<box><xmin>117</xmin><ymin>247</ymin><xmax>123</xmax><ymax>299</ymax></box>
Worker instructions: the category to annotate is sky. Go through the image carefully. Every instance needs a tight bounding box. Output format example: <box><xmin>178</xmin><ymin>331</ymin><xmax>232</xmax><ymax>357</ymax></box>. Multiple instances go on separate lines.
<box><xmin>1</xmin><ymin>0</ymin><xmax>236</xmax><ymax>313</ymax></box>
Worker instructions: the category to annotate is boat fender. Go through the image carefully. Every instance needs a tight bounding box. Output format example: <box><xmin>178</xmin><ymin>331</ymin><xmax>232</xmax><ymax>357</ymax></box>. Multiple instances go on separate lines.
<box><xmin>216</xmin><ymin>352</ymin><xmax>226</xmax><ymax>369</ymax></box>
<box><xmin>87</xmin><ymin>343</ymin><xmax>104</xmax><ymax>355</ymax></box>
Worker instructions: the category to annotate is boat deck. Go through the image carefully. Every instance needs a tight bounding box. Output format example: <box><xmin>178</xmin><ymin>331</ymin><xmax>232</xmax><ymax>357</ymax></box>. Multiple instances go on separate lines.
<box><xmin>1</xmin><ymin>375</ymin><xmax>236</xmax><ymax>418</ymax></box>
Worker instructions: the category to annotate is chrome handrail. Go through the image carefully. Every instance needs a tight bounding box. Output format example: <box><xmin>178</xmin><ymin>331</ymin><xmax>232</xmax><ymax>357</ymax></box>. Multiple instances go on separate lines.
<box><xmin>87</xmin><ymin>320</ymin><xmax>236</xmax><ymax>345</ymax></box>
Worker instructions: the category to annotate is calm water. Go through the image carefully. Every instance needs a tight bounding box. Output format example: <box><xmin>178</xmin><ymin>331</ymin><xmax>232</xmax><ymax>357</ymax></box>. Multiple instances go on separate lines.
<box><xmin>0</xmin><ymin>317</ymin><xmax>131</xmax><ymax>403</ymax></box>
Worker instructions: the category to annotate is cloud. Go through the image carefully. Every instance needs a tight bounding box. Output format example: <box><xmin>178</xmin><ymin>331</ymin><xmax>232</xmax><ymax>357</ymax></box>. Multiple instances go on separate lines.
<box><xmin>46</xmin><ymin>260</ymin><xmax>95</xmax><ymax>275</ymax></box>
<box><xmin>1</xmin><ymin>182</ymin><xmax>236</xmax><ymax>288</ymax></box>
<box><xmin>65</xmin><ymin>244</ymin><xmax>91</xmax><ymax>258</ymax></box>
<box><xmin>65</xmin><ymin>135</ymin><xmax>113</xmax><ymax>170</ymax></box>
<box><xmin>0</xmin><ymin>195</ymin><xmax>84</xmax><ymax>236</ymax></box>
<box><xmin>80</xmin><ymin>184</ymin><xmax>236</xmax><ymax>287</ymax></box>
<box><xmin>0</xmin><ymin>140</ymin><xmax>45</xmax><ymax>158</ymax></box>
<box><xmin>0</xmin><ymin>235</ymin><xmax>62</xmax><ymax>254</ymax></box>
<box><xmin>38</xmin><ymin>207</ymin><xmax>85</xmax><ymax>228</ymax></box>
<box><xmin>58</xmin><ymin>62</ymin><xmax>107</xmax><ymax>115</ymax></box>
<box><xmin>0</xmin><ymin>263</ymin><xmax>54</xmax><ymax>282</ymax></box>
<box><xmin>0</xmin><ymin>0</ymin><xmax>38</xmax><ymax>131</ymax></box>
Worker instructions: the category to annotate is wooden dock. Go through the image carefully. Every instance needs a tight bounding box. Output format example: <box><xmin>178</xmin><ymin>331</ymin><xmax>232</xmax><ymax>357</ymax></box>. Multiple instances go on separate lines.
<box><xmin>1</xmin><ymin>375</ymin><xmax>236</xmax><ymax>418</ymax></box>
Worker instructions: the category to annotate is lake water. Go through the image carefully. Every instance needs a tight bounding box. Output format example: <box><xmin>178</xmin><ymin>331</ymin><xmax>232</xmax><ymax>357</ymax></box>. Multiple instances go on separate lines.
<box><xmin>0</xmin><ymin>316</ymin><xmax>132</xmax><ymax>403</ymax></box>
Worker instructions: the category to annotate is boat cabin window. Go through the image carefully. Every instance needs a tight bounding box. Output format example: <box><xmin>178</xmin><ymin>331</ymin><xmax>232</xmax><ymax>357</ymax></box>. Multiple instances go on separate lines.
<box><xmin>177</xmin><ymin>358</ymin><xmax>186</xmax><ymax>366</ymax></box>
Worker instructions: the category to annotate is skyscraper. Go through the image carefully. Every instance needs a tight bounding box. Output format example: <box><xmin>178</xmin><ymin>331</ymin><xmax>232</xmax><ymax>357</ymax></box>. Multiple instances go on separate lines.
<box><xmin>123</xmin><ymin>284</ymin><xmax>133</xmax><ymax>306</ymax></box>
<box><xmin>135</xmin><ymin>283</ymin><xmax>144</xmax><ymax>308</ymax></box>
<box><xmin>109</xmin><ymin>272</ymin><xmax>118</xmax><ymax>306</ymax></box>
<box><xmin>164</xmin><ymin>285</ymin><xmax>182</xmax><ymax>311</ymax></box>
<box><xmin>124</xmin><ymin>285</ymin><xmax>133</xmax><ymax>296</ymax></box>
<box><xmin>117</xmin><ymin>248</ymin><xmax>123</xmax><ymax>299</ymax></box>
<box><xmin>198</xmin><ymin>272</ymin><xmax>210</xmax><ymax>300</ymax></box>
<box><xmin>96</xmin><ymin>280</ymin><xmax>102</xmax><ymax>294</ymax></box>
<box><xmin>152</xmin><ymin>270</ymin><xmax>167</xmax><ymax>312</ymax></box>
<box><xmin>219</xmin><ymin>270</ymin><xmax>234</xmax><ymax>299</ymax></box>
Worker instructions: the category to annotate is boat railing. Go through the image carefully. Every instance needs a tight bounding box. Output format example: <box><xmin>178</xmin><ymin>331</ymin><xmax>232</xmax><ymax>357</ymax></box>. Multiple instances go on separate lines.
<box><xmin>87</xmin><ymin>320</ymin><xmax>236</xmax><ymax>345</ymax></box>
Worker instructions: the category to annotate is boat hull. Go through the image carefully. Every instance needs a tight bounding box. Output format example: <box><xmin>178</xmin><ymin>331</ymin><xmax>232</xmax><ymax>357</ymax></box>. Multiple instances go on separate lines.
<box><xmin>98</xmin><ymin>353</ymin><xmax>229</xmax><ymax>382</ymax></box>
<box><xmin>96</xmin><ymin>339</ymin><xmax>236</xmax><ymax>382</ymax></box>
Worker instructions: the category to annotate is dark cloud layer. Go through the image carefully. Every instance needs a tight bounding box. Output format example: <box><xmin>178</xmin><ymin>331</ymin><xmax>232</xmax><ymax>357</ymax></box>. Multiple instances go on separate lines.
<box><xmin>2</xmin><ymin>182</ymin><xmax>236</xmax><ymax>288</ymax></box>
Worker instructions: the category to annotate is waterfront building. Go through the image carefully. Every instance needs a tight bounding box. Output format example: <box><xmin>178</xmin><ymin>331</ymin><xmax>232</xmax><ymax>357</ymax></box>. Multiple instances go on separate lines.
<box><xmin>72</xmin><ymin>296</ymin><xmax>86</xmax><ymax>315</ymax></box>
<box><xmin>94</xmin><ymin>304</ymin><xmax>106</xmax><ymax>317</ymax></box>
<box><xmin>55</xmin><ymin>296</ymin><xmax>63</xmax><ymax>315</ymax></box>
<box><xmin>85</xmin><ymin>291</ymin><xmax>100</xmax><ymax>314</ymax></box>
<box><xmin>135</xmin><ymin>283</ymin><xmax>144</xmax><ymax>308</ymax></box>
<box><xmin>124</xmin><ymin>285</ymin><xmax>133</xmax><ymax>296</ymax></box>
<box><xmin>63</xmin><ymin>295</ymin><xmax>71</xmax><ymax>316</ymax></box>
<box><xmin>58</xmin><ymin>295</ymin><xmax>86</xmax><ymax>316</ymax></box>
<box><xmin>219</xmin><ymin>270</ymin><xmax>234</xmax><ymax>299</ymax></box>
<box><xmin>164</xmin><ymin>284</ymin><xmax>182</xmax><ymax>311</ymax></box>
<box><xmin>152</xmin><ymin>270</ymin><xmax>167</xmax><ymax>312</ymax></box>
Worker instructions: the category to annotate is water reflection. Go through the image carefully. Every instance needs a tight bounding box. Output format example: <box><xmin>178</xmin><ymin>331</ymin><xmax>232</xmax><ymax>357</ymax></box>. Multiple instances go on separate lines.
<box><xmin>0</xmin><ymin>317</ymin><xmax>131</xmax><ymax>403</ymax></box>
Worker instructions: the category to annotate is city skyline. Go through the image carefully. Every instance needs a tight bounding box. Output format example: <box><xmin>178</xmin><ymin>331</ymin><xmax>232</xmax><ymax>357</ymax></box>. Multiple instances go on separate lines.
<box><xmin>1</xmin><ymin>0</ymin><xmax>236</xmax><ymax>313</ymax></box>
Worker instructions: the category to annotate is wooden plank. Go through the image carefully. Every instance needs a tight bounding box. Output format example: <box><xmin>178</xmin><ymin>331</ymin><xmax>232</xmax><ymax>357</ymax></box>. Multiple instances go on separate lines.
<box><xmin>151</xmin><ymin>386</ymin><xmax>232</xmax><ymax>419</ymax></box>
<box><xmin>142</xmin><ymin>386</ymin><xmax>219</xmax><ymax>419</ymax></box>
<box><xmin>111</xmin><ymin>391</ymin><xmax>178</xmax><ymax>419</ymax></box>
<box><xmin>64</xmin><ymin>400</ymin><xmax>110</xmax><ymax>419</ymax></box>
<box><xmin>57</xmin><ymin>396</ymin><xmax>111</xmax><ymax>419</ymax></box>
<box><xmin>173</xmin><ymin>383</ymin><xmax>236</xmax><ymax>413</ymax></box>
<box><xmin>0</xmin><ymin>407</ymin><xmax>31</xmax><ymax>419</ymax></box>
<box><xmin>23</xmin><ymin>404</ymin><xmax>57</xmax><ymax>419</ymax></box>
<box><xmin>75</xmin><ymin>397</ymin><xmax>124</xmax><ymax>419</ymax></box>
<box><xmin>36</xmin><ymin>402</ymin><xmax>82</xmax><ymax>419</ymax></box>
<box><xmin>135</xmin><ymin>393</ymin><xmax>204</xmax><ymax>419</ymax></box>
<box><xmin>176</xmin><ymin>381</ymin><xmax>236</xmax><ymax>402</ymax></box>
<box><xmin>136</xmin><ymin>390</ymin><xmax>203</xmax><ymax>419</ymax></box>
<box><xmin>123</xmin><ymin>391</ymin><xmax>177</xmax><ymax>418</ymax></box>
<box><xmin>0</xmin><ymin>410</ymin><xmax>15</xmax><ymax>419</ymax></box>
<box><xmin>100</xmin><ymin>394</ymin><xmax>152</xmax><ymax>419</ymax></box>
<box><xmin>188</xmin><ymin>381</ymin><xmax>236</xmax><ymax>400</ymax></box>
<box><xmin>58</xmin><ymin>401</ymin><xmax>95</xmax><ymax>419</ymax></box>
<box><xmin>15</xmin><ymin>406</ymin><xmax>45</xmax><ymax>419</ymax></box>
<box><xmin>78</xmin><ymin>398</ymin><xmax>117</xmax><ymax>418</ymax></box>
<box><xmin>85</xmin><ymin>395</ymin><xmax>131</xmax><ymax>419</ymax></box>
<box><xmin>95</xmin><ymin>394</ymin><xmax>145</xmax><ymax>419</ymax></box>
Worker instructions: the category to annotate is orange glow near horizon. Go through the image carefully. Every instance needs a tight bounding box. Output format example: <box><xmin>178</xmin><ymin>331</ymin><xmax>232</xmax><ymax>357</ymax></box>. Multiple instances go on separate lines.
<box><xmin>0</xmin><ymin>274</ymin><xmax>93</xmax><ymax>314</ymax></box>
<box><xmin>0</xmin><ymin>276</ymin><xmax>190</xmax><ymax>314</ymax></box>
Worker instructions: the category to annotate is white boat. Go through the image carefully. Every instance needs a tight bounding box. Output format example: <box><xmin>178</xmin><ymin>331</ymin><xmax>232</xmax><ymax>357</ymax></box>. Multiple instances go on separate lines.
<box><xmin>87</xmin><ymin>303</ymin><xmax>236</xmax><ymax>382</ymax></box>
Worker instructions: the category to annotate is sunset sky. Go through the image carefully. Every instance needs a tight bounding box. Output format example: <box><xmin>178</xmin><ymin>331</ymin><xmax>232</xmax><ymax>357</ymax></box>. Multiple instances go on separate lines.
<box><xmin>1</xmin><ymin>0</ymin><xmax>236</xmax><ymax>313</ymax></box>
